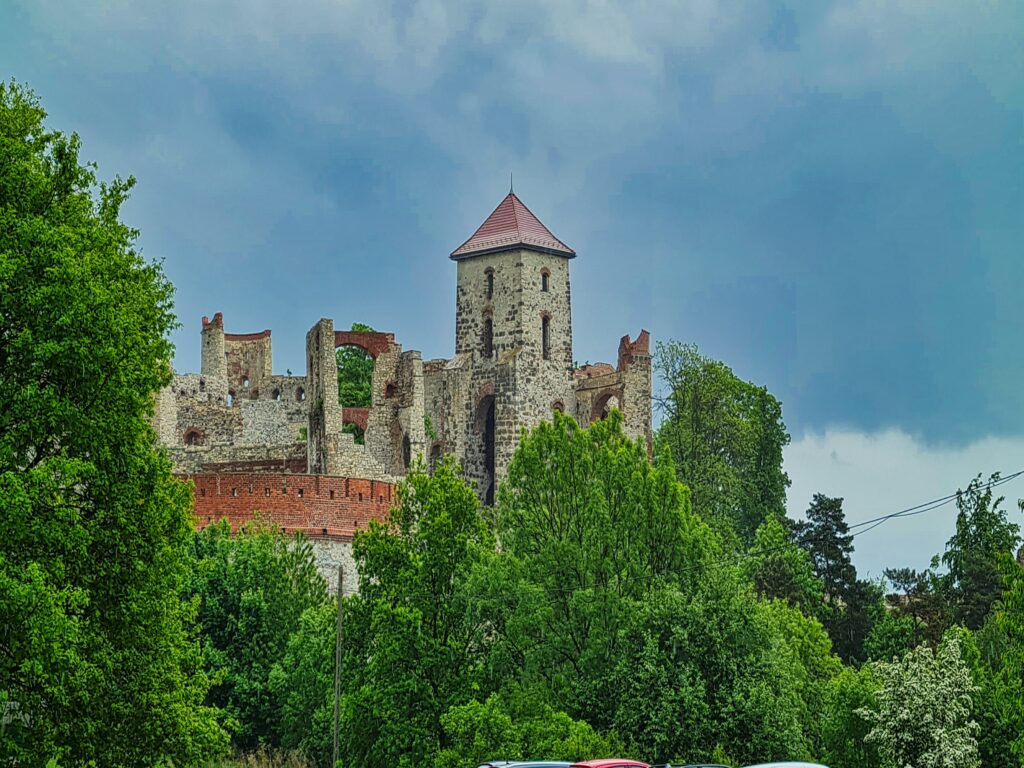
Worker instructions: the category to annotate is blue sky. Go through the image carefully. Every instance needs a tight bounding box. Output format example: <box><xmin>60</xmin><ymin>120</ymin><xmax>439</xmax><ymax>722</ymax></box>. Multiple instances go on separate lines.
<box><xmin>4</xmin><ymin>1</ymin><xmax>1024</xmax><ymax>574</ymax></box>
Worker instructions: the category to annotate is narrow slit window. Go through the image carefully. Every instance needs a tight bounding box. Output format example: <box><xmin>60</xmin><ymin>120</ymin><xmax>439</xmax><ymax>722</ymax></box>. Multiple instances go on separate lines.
<box><xmin>485</xmin><ymin>269</ymin><xmax>494</xmax><ymax>299</ymax></box>
<box><xmin>542</xmin><ymin>315</ymin><xmax>551</xmax><ymax>360</ymax></box>
<box><xmin>483</xmin><ymin>317</ymin><xmax>493</xmax><ymax>358</ymax></box>
<box><xmin>541</xmin><ymin>270</ymin><xmax>550</xmax><ymax>292</ymax></box>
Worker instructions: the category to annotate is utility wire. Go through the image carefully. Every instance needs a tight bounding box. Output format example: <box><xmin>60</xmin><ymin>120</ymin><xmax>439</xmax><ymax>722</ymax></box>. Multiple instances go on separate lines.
<box><xmin>346</xmin><ymin>469</ymin><xmax>1024</xmax><ymax>608</ymax></box>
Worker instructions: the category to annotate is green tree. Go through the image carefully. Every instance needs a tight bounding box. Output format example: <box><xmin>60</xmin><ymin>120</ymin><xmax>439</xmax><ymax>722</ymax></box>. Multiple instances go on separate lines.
<box><xmin>269</xmin><ymin>601</ymin><xmax>338</xmax><ymax>766</ymax></box>
<box><xmin>337</xmin><ymin>322</ymin><xmax>374</xmax><ymax>408</ymax></box>
<box><xmin>859</xmin><ymin>633</ymin><xmax>981</xmax><ymax>768</ymax></box>
<box><xmin>0</xmin><ymin>81</ymin><xmax>227</xmax><ymax>765</ymax></box>
<box><xmin>186</xmin><ymin>518</ymin><xmax>327</xmax><ymax>750</ymax></box>
<box><xmin>744</xmin><ymin>514</ymin><xmax>824</xmax><ymax>616</ymax></box>
<box><xmin>338</xmin><ymin>458</ymin><xmax>493</xmax><ymax>767</ymax></box>
<box><xmin>490</xmin><ymin>411</ymin><xmax>831</xmax><ymax>764</ymax></box>
<box><xmin>433</xmin><ymin>688</ymin><xmax>620</xmax><ymax>768</ymax></box>
<box><xmin>995</xmin><ymin>554</ymin><xmax>1024</xmax><ymax>760</ymax></box>
<box><xmin>795</xmin><ymin>494</ymin><xmax>881</xmax><ymax>662</ymax></box>
<box><xmin>819</xmin><ymin>664</ymin><xmax>880</xmax><ymax>768</ymax></box>
<box><xmin>942</xmin><ymin>473</ymin><xmax>1021</xmax><ymax>629</ymax></box>
<box><xmin>493</xmin><ymin>411</ymin><xmax>709</xmax><ymax>725</ymax></box>
<box><xmin>883</xmin><ymin>565</ymin><xmax>950</xmax><ymax>647</ymax></box>
<box><xmin>655</xmin><ymin>341</ymin><xmax>791</xmax><ymax>546</ymax></box>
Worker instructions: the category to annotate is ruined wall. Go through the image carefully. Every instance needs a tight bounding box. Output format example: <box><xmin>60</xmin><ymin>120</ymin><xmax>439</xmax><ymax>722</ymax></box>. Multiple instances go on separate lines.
<box><xmin>571</xmin><ymin>330</ymin><xmax>652</xmax><ymax>451</ymax></box>
<box><xmin>224</xmin><ymin>330</ymin><xmax>273</xmax><ymax>400</ymax></box>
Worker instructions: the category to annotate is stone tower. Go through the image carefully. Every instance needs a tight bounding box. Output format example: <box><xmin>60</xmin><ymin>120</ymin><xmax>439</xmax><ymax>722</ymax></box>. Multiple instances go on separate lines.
<box><xmin>449</xmin><ymin>192</ymin><xmax>576</xmax><ymax>503</ymax></box>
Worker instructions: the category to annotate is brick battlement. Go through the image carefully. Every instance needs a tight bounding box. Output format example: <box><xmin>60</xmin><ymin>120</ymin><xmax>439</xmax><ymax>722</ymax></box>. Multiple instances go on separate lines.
<box><xmin>185</xmin><ymin>472</ymin><xmax>394</xmax><ymax>542</ymax></box>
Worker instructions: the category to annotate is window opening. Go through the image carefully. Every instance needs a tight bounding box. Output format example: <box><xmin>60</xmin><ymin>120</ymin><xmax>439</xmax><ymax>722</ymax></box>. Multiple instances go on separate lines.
<box><xmin>483</xmin><ymin>317</ymin><xmax>493</xmax><ymax>358</ymax></box>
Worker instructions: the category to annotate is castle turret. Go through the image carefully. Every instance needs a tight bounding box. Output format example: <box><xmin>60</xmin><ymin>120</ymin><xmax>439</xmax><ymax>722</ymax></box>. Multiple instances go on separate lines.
<box><xmin>449</xmin><ymin>192</ymin><xmax>576</xmax><ymax>502</ymax></box>
<box><xmin>201</xmin><ymin>312</ymin><xmax>227</xmax><ymax>380</ymax></box>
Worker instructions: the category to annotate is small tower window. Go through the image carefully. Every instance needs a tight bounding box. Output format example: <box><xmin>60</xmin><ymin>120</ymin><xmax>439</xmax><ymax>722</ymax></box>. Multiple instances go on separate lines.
<box><xmin>184</xmin><ymin>428</ymin><xmax>203</xmax><ymax>446</ymax></box>
<box><xmin>482</xmin><ymin>317</ymin><xmax>493</xmax><ymax>358</ymax></box>
<box><xmin>541</xmin><ymin>269</ymin><xmax>550</xmax><ymax>292</ymax></box>
<box><xmin>227</xmin><ymin>391</ymin><xmax>235</xmax><ymax>406</ymax></box>
<box><xmin>485</xmin><ymin>269</ymin><xmax>494</xmax><ymax>300</ymax></box>
<box><xmin>542</xmin><ymin>315</ymin><xmax>551</xmax><ymax>360</ymax></box>
<box><xmin>242</xmin><ymin>376</ymin><xmax>250</xmax><ymax>389</ymax></box>
<box><xmin>272</xmin><ymin>389</ymin><xmax>281</xmax><ymax>401</ymax></box>
<box><xmin>296</xmin><ymin>387</ymin><xmax>306</xmax><ymax>402</ymax></box>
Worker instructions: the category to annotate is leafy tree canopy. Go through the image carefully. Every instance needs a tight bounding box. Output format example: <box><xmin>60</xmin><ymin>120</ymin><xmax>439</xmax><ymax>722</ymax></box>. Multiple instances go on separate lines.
<box><xmin>942</xmin><ymin>473</ymin><xmax>1022</xmax><ymax>629</ymax></box>
<box><xmin>186</xmin><ymin>518</ymin><xmax>327</xmax><ymax>751</ymax></box>
<box><xmin>655</xmin><ymin>341</ymin><xmax>790</xmax><ymax>547</ymax></box>
<box><xmin>0</xmin><ymin>80</ymin><xmax>226</xmax><ymax>766</ymax></box>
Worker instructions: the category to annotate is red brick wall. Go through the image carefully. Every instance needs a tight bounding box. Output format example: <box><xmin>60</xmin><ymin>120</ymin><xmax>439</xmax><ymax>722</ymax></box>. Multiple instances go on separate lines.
<box><xmin>333</xmin><ymin>330</ymin><xmax>395</xmax><ymax>359</ymax></box>
<box><xmin>185</xmin><ymin>472</ymin><xmax>394</xmax><ymax>542</ymax></box>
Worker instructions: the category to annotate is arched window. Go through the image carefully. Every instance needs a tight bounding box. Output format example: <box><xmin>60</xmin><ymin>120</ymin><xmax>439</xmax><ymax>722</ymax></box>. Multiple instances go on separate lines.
<box><xmin>272</xmin><ymin>388</ymin><xmax>281</xmax><ymax>401</ymax></box>
<box><xmin>541</xmin><ymin>269</ymin><xmax>550</xmax><ymax>292</ymax></box>
<box><xmin>296</xmin><ymin>387</ymin><xmax>306</xmax><ymax>402</ymax></box>
<box><xmin>485</xmin><ymin>269</ymin><xmax>494</xmax><ymax>300</ymax></box>
<box><xmin>541</xmin><ymin>315</ymin><xmax>551</xmax><ymax>360</ymax></box>
<box><xmin>183</xmin><ymin>428</ymin><xmax>203</xmax><ymax>446</ymax></box>
<box><xmin>242</xmin><ymin>376</ymin><xmax>250</xmax><ymax>389</ymax></box>
<box><xmin>552</xmin><ymin>400</ymin><xmax>564</xmax><ymax>414</ymax></box>
<box><xmin>482</xmin><ymin>317</ymin><xmax>493</xmax><ymax>358</ymax></box>
<box><xmin>227</xmin><ymin>391</ymin><xmax>236</xmax><ymax>407</ymax></box>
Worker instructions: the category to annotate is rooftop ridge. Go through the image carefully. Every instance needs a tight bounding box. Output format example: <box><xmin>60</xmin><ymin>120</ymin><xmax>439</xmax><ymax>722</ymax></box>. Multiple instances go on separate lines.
<box><xmin>450</xmin><ymin>191</ymin><xmax>575</xmax><ymax>260</ymax></box>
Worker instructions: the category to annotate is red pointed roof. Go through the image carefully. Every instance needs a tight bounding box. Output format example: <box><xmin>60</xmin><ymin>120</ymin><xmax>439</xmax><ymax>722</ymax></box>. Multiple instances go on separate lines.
<box><xmin>450</xmin><ymin>192</ymin><xmax>575</xmax><ymax>260</ymax></box>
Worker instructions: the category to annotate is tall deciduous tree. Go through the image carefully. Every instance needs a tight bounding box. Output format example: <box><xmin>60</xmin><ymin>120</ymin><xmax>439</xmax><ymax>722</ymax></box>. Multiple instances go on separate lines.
<box><xmin>942</xmin><ymin>473</ymin><xmax>1021</xmax><ymax>629</ymax></box>
<box><xmin>655</xmin><ymin>341</ymin><xmax>790</xmax><ymax>546</ymax></box>
<box><xmin>0</xmin><ymin>81</ymin><xmax>226</xmax><ymax>765</ymax></box>
<box><xmin>337</xmin><ymin>458</ymin><xmax>494</xmax><ymax>767</ymax></box>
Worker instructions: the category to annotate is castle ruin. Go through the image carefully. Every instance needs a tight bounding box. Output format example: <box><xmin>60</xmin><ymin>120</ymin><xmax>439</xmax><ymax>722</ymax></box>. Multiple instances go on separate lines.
<box><xmin>154</xmin><ymin>191</ymin><xmax>652</xmax><ymax>588</ymax></box>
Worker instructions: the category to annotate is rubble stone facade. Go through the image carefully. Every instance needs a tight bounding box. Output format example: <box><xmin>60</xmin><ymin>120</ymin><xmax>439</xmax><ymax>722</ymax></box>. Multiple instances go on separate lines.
<box><xmin>155</xmin><ymin>191</ymin><xmax>652</xmax><ymax>589</ymax></box>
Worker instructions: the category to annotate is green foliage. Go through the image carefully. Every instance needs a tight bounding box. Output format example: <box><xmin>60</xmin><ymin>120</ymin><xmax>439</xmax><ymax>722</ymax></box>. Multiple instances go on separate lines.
<box><xmin>338</xmin><ymin>458</ymin><xmax>493</xmax><ymax>767</ymax></box>
<box><xmin>859</xmin><ymin>632</ymin><xmax>981</xmax><ymax>768</ymax></box>
<box><xmin>655</xmin><ymin>341</ymin><xmax>791</xmax><ymax>546</ymax></box>
<box><xmin>336</xmin><ymin>322</ymin><xmax>374</xmax><ymax>408</ymax></box>
<box><xmin>434</xmin><ymin>688</ymin><xmax>621</xmax><ymax>768</ymax></box>
<box><xmin>744</xmin><ymin>514</ymin><xmax>824</xmax><ymax>615</ymax></box>
<box><xmin>942</xmin><ymin>473</ymin><xmax>1022</xmax><ymax>629</ymax></box>
<box><xmin>492</xmin><ymin>411</ymin><xmax>708</xmax><ymax>720</ymax></box>
<box><xmin>819</xmin><ymin>665</ymin><xmax>880</xmax><ymax>768</ymax></box>
<box><xmin>996</xmin><ymin>555</ymin><xmax>1024</xmax><ymax>760</ymax></box>
<box><xmin>795</xmin><ymin>494</ymin><xmax>882</xmax><ymax>662</ymax></box>
<box><xmin>883</xmin><ymin>565</ymin><xmax>950</xmax><ymax>647</ymax></box>
<box><xmin>186</xmin><ymin>518</ymin><xmax>328</xmax><ymax>750</ymax></box>
<box><xmin>341</xmin><ymin>422</ymin><xmax>365</xmax><ymax>445</ymax></box>
<box><xmin>864</xmin><ymin>610</ymin><xmax>917</xmax><ymax>662</ymax></box>
<box><xmin>0</xmin><ymin>80</ymin><xmax>226</xmax><ymax>765</ymax></box>
<box><xmin>488</xmin><ymin>411</ymin><xmax>834</xmax><ymax>764</ymax></box>
<box><xmin>269</xmin><ymin>602</ymin><xmax>337</xmax><ymax>767</ymax></box>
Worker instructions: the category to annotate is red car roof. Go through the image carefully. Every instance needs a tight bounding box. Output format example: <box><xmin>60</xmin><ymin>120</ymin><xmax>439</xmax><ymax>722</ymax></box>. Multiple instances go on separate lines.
<box><xmin>571</xmin><ymin>761</ymin><xmax>651</xmax><ymax>768</ymax></box>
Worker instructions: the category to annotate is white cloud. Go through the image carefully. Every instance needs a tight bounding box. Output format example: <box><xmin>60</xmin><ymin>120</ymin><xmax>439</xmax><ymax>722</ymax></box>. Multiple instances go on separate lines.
<box><xmin>785</xmin><ymin>429</ymin><xmax>1024</xmax><ymax>579</ymax></box>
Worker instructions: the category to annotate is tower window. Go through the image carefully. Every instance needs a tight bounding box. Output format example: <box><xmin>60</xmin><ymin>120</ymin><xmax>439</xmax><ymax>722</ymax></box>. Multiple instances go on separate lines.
<box><xmin>485</xmin><ymin>269</ymin><xmax>494</xmax><ymax>300</ymax></box>
<box><xmin>541</xmin><ymin>270</ymin><xmax>550</xmax><ymax>292</ymax></box>
<box><xmin>542</xmin><ymin>315</ymin><xmax>551</xmax><ymax>360</ymax></box>
<box><xmin>483</xmin><ymin>317</ymin><xmax>493</xmax><ymax>358</ymax></box>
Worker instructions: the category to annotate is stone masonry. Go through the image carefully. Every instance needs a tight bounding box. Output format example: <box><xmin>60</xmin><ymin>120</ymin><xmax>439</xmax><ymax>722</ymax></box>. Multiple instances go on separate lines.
<box><xmin>154</xmin><ymin>190</ymin><xmax>652</xmax><ymax>589</ymax></box>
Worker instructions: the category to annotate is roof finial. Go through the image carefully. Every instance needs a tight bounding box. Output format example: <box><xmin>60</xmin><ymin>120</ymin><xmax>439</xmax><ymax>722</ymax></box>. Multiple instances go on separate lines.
<box><xmin>509</xmin><ymin>171</ymin><xmax>514</xmax><ymax>195</ymax></box>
